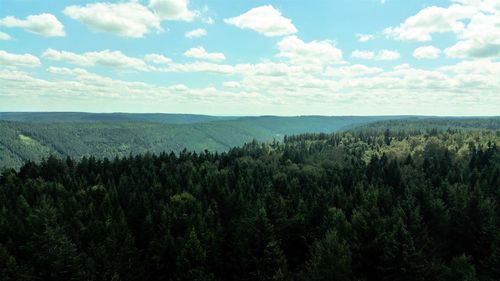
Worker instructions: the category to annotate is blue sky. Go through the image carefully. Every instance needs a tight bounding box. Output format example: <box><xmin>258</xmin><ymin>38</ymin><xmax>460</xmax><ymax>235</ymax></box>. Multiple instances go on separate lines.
<box><xmin>0</xmin><ymin>0</ymin><xmax>499</xmax><ymax>115</ymax></box>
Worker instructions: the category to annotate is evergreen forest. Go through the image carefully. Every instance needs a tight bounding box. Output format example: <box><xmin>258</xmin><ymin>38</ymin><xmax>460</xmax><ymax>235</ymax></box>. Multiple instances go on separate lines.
<box><xmin>1</xmin><ymin>118</ymin><xmax>499</xmax><ymax>281</ymax></box>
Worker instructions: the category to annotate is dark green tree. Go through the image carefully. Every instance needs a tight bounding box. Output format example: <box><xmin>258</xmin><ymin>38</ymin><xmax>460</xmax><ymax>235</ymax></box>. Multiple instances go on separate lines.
<box><xmin>302</xmin><ymin>230</ymin><xmax>351</xmax><ymax>281</ymax></box>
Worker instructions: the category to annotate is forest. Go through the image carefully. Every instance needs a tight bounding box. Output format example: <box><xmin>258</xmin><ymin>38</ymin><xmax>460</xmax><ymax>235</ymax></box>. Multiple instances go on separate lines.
<box><xmin>0</xmin><ymin>113</ymin><xmax>497</xmax><ymax>170</ymax></box>
<box><xmin>0</xmin><ymin>114</ymin><xmax>401</xmax><ymax>169</ymax></box>
<box><xmin>1</xmin><ymin>119</ymin><xmax>499</xmax><ymax>281</ymax></box>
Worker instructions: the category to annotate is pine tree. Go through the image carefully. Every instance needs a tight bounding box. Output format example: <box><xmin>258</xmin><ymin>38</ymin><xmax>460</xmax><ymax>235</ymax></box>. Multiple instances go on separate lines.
<box><xmin>176</xmin><ymin>228</ymin><xmax>214</xmax><ymax>281</ymax></box>
<box><xmin>379</xmin><ymin>218</ymin><xmax>425</xmax><ymax>281</ymax></box>
<box><xmin>444</xmin><ymin>255</ymin><xmax>478</xmax><ymax>281</ymax></box>
<box><xmin>244</xmin><ymin>208</ymin><xmax>289</xmax><ymax>281</ymax></box>
<box><xmin>302</xmin><ymin>230</ymin><xmax>351</xmax><ymax>281</ymax></box>
<box><xmin>0</xmin><ymin>244</ymin><xmax>27</xmax><ymax>281</ymax></box>
<box><xmin>28</xmin><ymin>225</ymin><xmax>83</xmax><ymax>281</ymax></box>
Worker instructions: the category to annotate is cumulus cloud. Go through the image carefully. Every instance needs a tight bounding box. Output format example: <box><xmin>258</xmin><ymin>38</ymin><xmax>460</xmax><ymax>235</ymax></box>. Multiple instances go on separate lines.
<box><xmin>64</xmin><ymin>2</ymin><xmax>162</xmax><ymax>38</ymax></box>
<box><xmin>351</xmin><ymin>50</ymin><xmax>375</xmax><ymax>59</ymax></box>
<box><xmin>0</xmin><ymin>32</ymin><xmax>12</xmax><ymax>40</ymax></box>
<box><xmin>0</xmin><ymin>68</ymin><xmax>263</xmax><ymax>112</ymax></box>
<box><xmin>0</xmin><ymin>50</ymin><xmax>41</xmax><ymax>68</ymax></box>
<box><xmin>445</xmin><ymin>11</ymin><xmax>500</xmax><ymax>58</ymax></box>
<box><xmin>385</xmin><ymin>0</ymin><xmax>500</xmax><ymax>59</ymax></box>
<box><xmin>2</xmin><ymin>56</ymin><xmax>500</xmax><ymax>115</ymax></box>
<box><xmin>438</xmin><ymin>59</ymin><xmax>500</xmax><ymax>75</ymax></box>
<box><xmin>224</xmin><ymin>5</ymin><xmax>297</xmax><ymax>37</ymax></box>
<box><xmin>46</xmin><ymin>66</ymin><xmax>91</xmax><ymax>76</ymax></box>
<box><xmin>42</xmin><ymin>49</ymin><xmax>150</xmax><ymax>71</ymax></box>
<box><xmin>0</xmin><ymin>13</ymin><xmax>65</xmax><ymax>37</ymax></box>
<box><xmin>376</xmin><ymin>50</ymin><xmax>401</xmax><ymax>60</ymax></box>
<box><xmin>42</xmin><ymin>49</ymin><xmax>92</xmax><ymax>66</ymax></box>
<box><xmin>413</xmin><ymin>45</ymin><xmax>441</xmax><ymax>59</ymax></box>
<box><xmin>277</xmin><ymin>35</ymin><xmax>342</xmax><ymax>66</ymax></box>
<box><xmin>356</xmin><ymin>33</ymin><xmax>374</xmax><ymax>42</ymax></box>
<box><xmin>229</xmin><ymin>58</ymin><xmax>498</xmax><ymax>114</ymax></box>
<box><xmin>452</xmin><ymin>0</ymin><xmax>500</xmax><ymax>14</ymax></box>
<box><xmin>185</xmin><ymin>28</ymin><xmax>207</xmax><ymax>38</ymax></box>
<box><xmin>351</xmin><ymin>50</ymin><xmax>400</xmax><ymax>60</ymax></box>
<box><xmin>165</xmin><ymin>62</ymin><xmax>234</xmax><ymax>74</ymax></box>
<box><xmin>149</xmin><ymin>0</ymin><xmax>197</xmax><ymax>21</ymax></box>
<box><xmin>144</xmin><ymin>54</ymin><xmax>172</xmax><ymax>64</ymax></box>
<box><xmin>325</xmin><ymin>64</ymin><xmax>384</xmax><ymax>77</ymax></box>
<box><xmin>383</xmin><ymin>4</ymin><xmax>475</xmax><ymax>41</ymax></box>
<box><xmin>223</xmin><ymin>81</ymin><xmax>241</xmax><ymax>88</ymax></box>
<box><xmin>184</xmin><ymin>47</ymin><xmax>225</xmax><ymax>61</ymax></box>
<box><xmin>41</xmin><ymin>48</ymin><xmax>233</xmax><ymax>74</ymax></box>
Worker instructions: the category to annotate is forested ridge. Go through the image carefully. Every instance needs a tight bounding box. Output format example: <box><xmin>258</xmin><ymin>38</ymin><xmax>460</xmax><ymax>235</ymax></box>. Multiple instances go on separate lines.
<box><xmin>0</xmin><ymin>114</ymin><xmax>400</xmax><ymax>170</ymax></box>
<box><xmin>1</xmin><ymin>114</ymin><xmax>497</xmax><ymax>170</ymax></box>
<box><xmin>1</xmin><ymin>123</ymin><xmax>499</xmax><ymax>281</ymax></box>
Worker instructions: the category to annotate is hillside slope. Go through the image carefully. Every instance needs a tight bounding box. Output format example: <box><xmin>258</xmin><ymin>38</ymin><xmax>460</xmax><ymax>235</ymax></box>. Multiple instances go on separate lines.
<box><xmin>1</xmin><ymin>114</ymin><xmax>498</xmax><ymax>169</ymax></box>
<box><xmin>1</xmin><ymin>128</ymin><xmax>498</xmax><ymax>280</ymax></box>
<box><xmin>0</xmin><ymin>112</ymin><xmax>237</xmax><ymax>124</ymax></box>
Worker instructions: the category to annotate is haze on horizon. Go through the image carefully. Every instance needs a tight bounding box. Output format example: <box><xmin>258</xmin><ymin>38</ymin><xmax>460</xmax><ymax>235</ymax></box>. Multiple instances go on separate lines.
<box><xmin>1</xmin><ymin>0</ymin><xmax>499</xmax><ymax>116</ymax></box>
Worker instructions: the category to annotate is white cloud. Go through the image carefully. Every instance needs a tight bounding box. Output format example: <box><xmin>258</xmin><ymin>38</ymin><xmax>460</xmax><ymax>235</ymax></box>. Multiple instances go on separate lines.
<box><xmin>41</xmin><ymin>48</ymin><xmax>234</xmax><ymax>74</ymax></box>
<box><xmin>351</xmin><ymin>50</ymin><xmax>400</xmax><ymax>60</ymax></box>
<box><xmin>42</xmin><ymin>49</ymin><xmax>93</xmax><ymax>66</ymax></box>
<box><xmin>0</xmin><ymin>13</ymin><xmax>65</xmax><ymax>37</ymax></box>
<box><xmin>384</xmin><ymin>4</ymin><xmax>474</xmax><ymax>41</ymax></box>
<box><xmin>325</xmin><ymin>64</ymin><xmax>384</xmax><ymax>77</ymax></box>
<box><xmin>145</xmin><ymin>53</ymin><xmax>172</xmax><ymax>64</ymax></box>
<box><xmin>452</xmin><ymin>0</ymin><xmax>500</xmax><ymax>14</ymax></box>
<box><xmin>185</xmin><ymin>28</ymin><xmax>207</xmax><ymax>38</ymax></box>
<box><xmin>445</xmin><ymin>11</ymin><xmax>500</xmax><ymax>58</ymax></box>
<box><xmin>0</xmin><ymin>50</ymin><xmax>41</xmax><ymax>68</ymax></box>
<box><xmin>46</xmin><ymin>66</ymin><xmax>90</xmax><ymax>76</ymax></box>
<box><xmin>377</xmin><ymin>50</ymin><xmax>401</xmax><ymax>60</ymax></box>
<box><xmin>384</xmin><ymin>0</ymin><xmax>500</xmax><ymax>58</ymax></box>
<box><xmin>148</xmin><ymin>0</ymin><xmax>196</xmax><ymax>21</ymax></box>
<box><xmin>277</xmin><ymin>35</ymin><xmax>343</xmax><ymax>66</ymax></box>
<box><xmin>184</xmin><ymin>47</ymin><xmax>225</xmax><ymax>61</ymax></box>
<box><xmin>42</xmin><ymin>49</ymin><xmax>150</xmax><ymax>71</ymax></box>
<box><xmin>2</xmin><ymin>56</ymin><xmax>500</xmax><ymax>115</ymax></box>
<box><xmin>224</xmin><ymin>5</ymin><xmax>297</xmax><ymax>37</ymax></box>
<box><xmin>165</xmin><ymin>62</ymin><xmax>234</xmax><ymax>74</ymax></box>
<box><xmin>0</xmin><ymin>68</ymin><xmax>263</xmax><ymax>110</ymax></box>
<box><xmin>439</xmin><ymin>59</ymin><xmax>500</xmax><ymax>75</ymax></box>
<box><xmin>234</xmin><ymin>62</ymin><xmax>301</xmax><ymax>77</ymax></box>
<box><xmin>64</xmin><ymin>2</ymin><xmax>162</xmax><ymax>38</ymax></box>
<box><xmin>351</xmin><ymin>50</ymin><xmax>375</xmax><ymax>59</ymax></box>
<box><xmin>356</xmin><ymin>33</ymin><xmax>374</xmax><ymax>42</ymax></box>
<box><xmin>413</xmin><ymin>45</ymin><xmax>441</xmax><ymax>59</ymax></box>
<box><xmin>223</xmin><ymin>81</ymin><xmax>241</xmax><ymax>88</ymax></box>
<box><xmin>0</xmin><ymin>32</ymin><xmax>12</xmax><ymax>40</ymax></box>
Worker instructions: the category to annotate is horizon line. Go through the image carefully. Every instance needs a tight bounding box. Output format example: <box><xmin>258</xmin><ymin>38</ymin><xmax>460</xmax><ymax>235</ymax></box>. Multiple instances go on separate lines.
<box><xmin>0</xmin><ymin>111</ymin><xmax>499</xmax><ymax>118</ymax></box>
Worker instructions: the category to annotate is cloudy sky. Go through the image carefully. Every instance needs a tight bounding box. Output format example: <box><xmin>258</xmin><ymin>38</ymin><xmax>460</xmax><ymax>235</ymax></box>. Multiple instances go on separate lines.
<box><xmin>0</xmin><ymin>0</ymin><xmax>499</xmax><ymax>115</ymax></box>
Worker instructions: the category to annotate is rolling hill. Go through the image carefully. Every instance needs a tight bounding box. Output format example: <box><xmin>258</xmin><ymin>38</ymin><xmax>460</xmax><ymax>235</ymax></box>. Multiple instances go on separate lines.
<box><xmin>0</xmin><ymin>113</ymin><xmax>498</xmax><ymax>169</ymax></box>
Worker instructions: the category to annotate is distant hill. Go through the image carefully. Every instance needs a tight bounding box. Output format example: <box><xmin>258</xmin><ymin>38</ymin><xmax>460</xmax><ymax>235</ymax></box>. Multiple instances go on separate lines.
<box><xmin>0</xmin><ymin>113</ymin><xmax>498</xmax><ymax>169</ymax></box>
<box><xmin>353</xmin><ymin>116</ymin><xmax>500</xmax><ymax>133</ymax></box>
<box><xmin>0</xmin><ymin>112</ymin><xmax>237</xmax><ymax>124</ymax></box>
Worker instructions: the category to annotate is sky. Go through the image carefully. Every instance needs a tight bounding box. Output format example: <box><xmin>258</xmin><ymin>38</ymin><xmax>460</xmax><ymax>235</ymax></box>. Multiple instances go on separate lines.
<box><xmin>0</xmin><ymin>0</ymin><xmax>499</xmax><ymax>116</ymax></box>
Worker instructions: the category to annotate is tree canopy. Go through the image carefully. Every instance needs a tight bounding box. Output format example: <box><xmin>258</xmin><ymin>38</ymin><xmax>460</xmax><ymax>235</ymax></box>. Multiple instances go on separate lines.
<box><xmin>0</xmin><ymin>126</ymin><xmax>499</xmax><ymax>281</ymax></box>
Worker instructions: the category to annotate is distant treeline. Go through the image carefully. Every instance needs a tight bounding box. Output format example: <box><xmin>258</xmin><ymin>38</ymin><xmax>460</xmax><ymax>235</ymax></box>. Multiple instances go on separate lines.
<box><xmin>0</xmin><ymin>115</ymin><xmax>498</xmax><ymax>170</ymax></box>
<box><xmin>0</xmin><ymin>115</ymin><xmax>402</xmax><ymax>169</ymax></box>
<box><xmin>1</xmin><ymin>126</ymin><xmax>499</xmax><ymax>281</ymax></box>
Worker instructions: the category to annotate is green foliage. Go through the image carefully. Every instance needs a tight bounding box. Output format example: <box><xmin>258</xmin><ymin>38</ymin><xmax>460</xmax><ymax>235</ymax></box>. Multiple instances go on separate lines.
<box><xmin>0</xmin><ymin>123</ymin><xmax>499</xmax><ymax>281</ymax></box>
<box><xmin>443</xmin><ymin>255</ymin><xmax>478</xmax><ymax>281</ymax></box>
<box><xmin>176</xmin><ymin>229</ymin><xmax>214</xmax><ymax>281</ymax></box>
<box><xmin>2</xmin><ymin>114</ymin><xmax>470</xmax><ymax>170</ymax></box>
<box><xmin>302</xmin><ymin>230</ymin><xmax>351</xmax><ymax>281</ymax></box>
